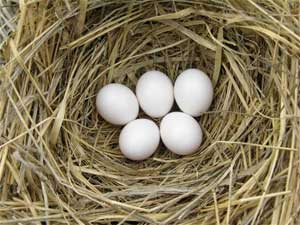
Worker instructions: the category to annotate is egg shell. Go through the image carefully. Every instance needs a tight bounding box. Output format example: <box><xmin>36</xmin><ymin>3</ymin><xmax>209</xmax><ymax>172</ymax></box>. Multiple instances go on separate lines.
<box><xmin>96</xmin><ymin>83</ymin><xmax>139</xmax><ymax>125</ymax></box>
<box><xmin>160</xmin><ymin>112</ymin><xmax>202</xmax><ymax>155</ymax></box>
<box><xmin>136</xmin><ymin>70</ymin><xmax>174</xmax><ymax>118</ymax></box>
<box><xmin>174</xmin><ymin>69</ymin><xmax>213</xmax><ymax>117</ymax></box>
<box><xmin>119</xmin><ymin>119</ymin><xmax>160</xmax><ymax>161</ymax></box>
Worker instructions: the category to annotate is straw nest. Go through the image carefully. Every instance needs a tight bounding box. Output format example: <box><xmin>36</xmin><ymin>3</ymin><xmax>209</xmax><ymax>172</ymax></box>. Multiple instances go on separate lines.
<box><xmin>0</xmin><ymin>1</ymin><xmax>299</xmax><ymax>224</ymax></box>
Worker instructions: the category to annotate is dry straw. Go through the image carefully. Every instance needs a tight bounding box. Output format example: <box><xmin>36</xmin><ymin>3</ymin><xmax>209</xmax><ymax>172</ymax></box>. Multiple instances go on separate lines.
<box><xmin>0</xmin><ymin>0</ymin><xmax>299</xmax><ymax>224</ymax></box>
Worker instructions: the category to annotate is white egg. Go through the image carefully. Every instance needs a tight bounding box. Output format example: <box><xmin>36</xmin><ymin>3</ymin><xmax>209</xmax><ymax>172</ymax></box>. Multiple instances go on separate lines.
<box><xmin>174</xmin><ymin>69</ymin><xmax>213</xmax><ymax>117</ymax></box>
<box><xmin>96</xmin><ymin>83</ymin><xmax>139</xmax><ymax>125</ymax></box>
<box><xmin>119</xmin><ymin>119</ymin><xmax>160</xmax><ymax>160</ymax></box>
<box><xmin>160</xmin><ymin>112</ymin><xmax>202</xmax><ymax>155</ymax></box>
<box><xmin>136</xmin><ymin>70</ymin><xmax>174</xmax><ymax>118</ymax></box>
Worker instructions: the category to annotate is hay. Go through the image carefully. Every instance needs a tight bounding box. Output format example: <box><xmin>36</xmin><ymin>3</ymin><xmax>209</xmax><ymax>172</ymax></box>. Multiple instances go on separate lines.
<box><xmin>0</xmin><ymin>0</ymin><xmax>17</xmax><ymax>60</ymax></box>
<box><xmin>0</xmin><ymin>1</ymin><xmax>299</xmax><ymax>224</ymax></box>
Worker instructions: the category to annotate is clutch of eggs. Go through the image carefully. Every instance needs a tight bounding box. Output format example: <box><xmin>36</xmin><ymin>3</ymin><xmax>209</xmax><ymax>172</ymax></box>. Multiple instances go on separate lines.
<box><xmin>96</xmin><ymin>69</ymin><xmax>213</xmax><ymax>160</ymax></box>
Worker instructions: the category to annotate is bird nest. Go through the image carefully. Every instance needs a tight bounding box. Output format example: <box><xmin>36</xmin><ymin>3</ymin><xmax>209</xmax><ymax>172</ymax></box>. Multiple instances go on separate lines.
<box><xmin>0</xmin><ymin>1</ymin><xmax>299</xmax><ymax>224</ymax></box>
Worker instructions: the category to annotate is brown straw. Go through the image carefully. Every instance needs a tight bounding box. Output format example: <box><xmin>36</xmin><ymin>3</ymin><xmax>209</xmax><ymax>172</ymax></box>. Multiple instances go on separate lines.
<box><xmin>0</xmin><ymin>1</ymin><xmax>299</xmax><ymax>224</ymax></box>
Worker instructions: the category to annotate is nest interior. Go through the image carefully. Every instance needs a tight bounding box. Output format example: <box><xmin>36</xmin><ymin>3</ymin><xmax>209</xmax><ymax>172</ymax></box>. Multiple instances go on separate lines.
<box><xmin>0</xmin><ymin>1</ymin><xmax>299</xmax><ymax>224</ymax></box>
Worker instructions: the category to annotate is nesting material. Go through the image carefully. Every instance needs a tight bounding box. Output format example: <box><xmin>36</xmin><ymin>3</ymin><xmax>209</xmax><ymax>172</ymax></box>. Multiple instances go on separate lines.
<box><xmin>0</xmin><ymin>1</ymin><xmax>299</xmax><ymax>225</ymax></box>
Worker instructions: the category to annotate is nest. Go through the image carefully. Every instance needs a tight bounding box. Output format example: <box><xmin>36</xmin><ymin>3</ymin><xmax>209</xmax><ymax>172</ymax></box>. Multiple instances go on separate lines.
<box><xmin>1</xmin><ymin>1</ymin><xmax>299</xmax><ymax>224</ymax></box>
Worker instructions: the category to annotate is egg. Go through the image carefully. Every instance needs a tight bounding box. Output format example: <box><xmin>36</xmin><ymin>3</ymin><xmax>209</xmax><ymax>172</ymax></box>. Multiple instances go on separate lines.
<box><xmin>174</xmin><ymin>69</ymin><xmax>213</xmax><ymax>117</ymax></box>
<box><xmin>136</xmin><ymin>70</ymin><xmax>174</xmax><ymax>118</ymax></box>
<box><xmin>96</xmin><ymin>83</ymin><xmax>139</xmax><ymax>125</ymax></box>
<box><xmin>119</xmin><ymin>119</ymin><xmax>160</xmax><ymax>160</ymax></box>
<box><xmin>160</xmin><ymin>112</ymin><xmax>203</xmax><ymax>155</ymax></box>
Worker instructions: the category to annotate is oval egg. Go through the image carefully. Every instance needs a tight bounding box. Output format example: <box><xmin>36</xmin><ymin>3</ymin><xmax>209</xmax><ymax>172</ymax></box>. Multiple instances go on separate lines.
<box><xmin>174</xmin><ymin>69</ymin><xmax>213</xmax><ymax>117</ymax></box>
<box><xmin>119</xmin><ymin>119</ymin><xmax>160</xmax><ymax>160</ymax></box>
<box><xmin>136</xmin><ymin>70</ymin><xmax>174</xmax><ymax>118</ymax></box>
<box><xmin>96</xmin><ymin>83</ymin><xmax>139</xmax><ymax>125</ymax></box>
<box><xmin>160</xmin><ymin>112</ymin><xmax>202</xmax><ymax>155</ymax></box>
